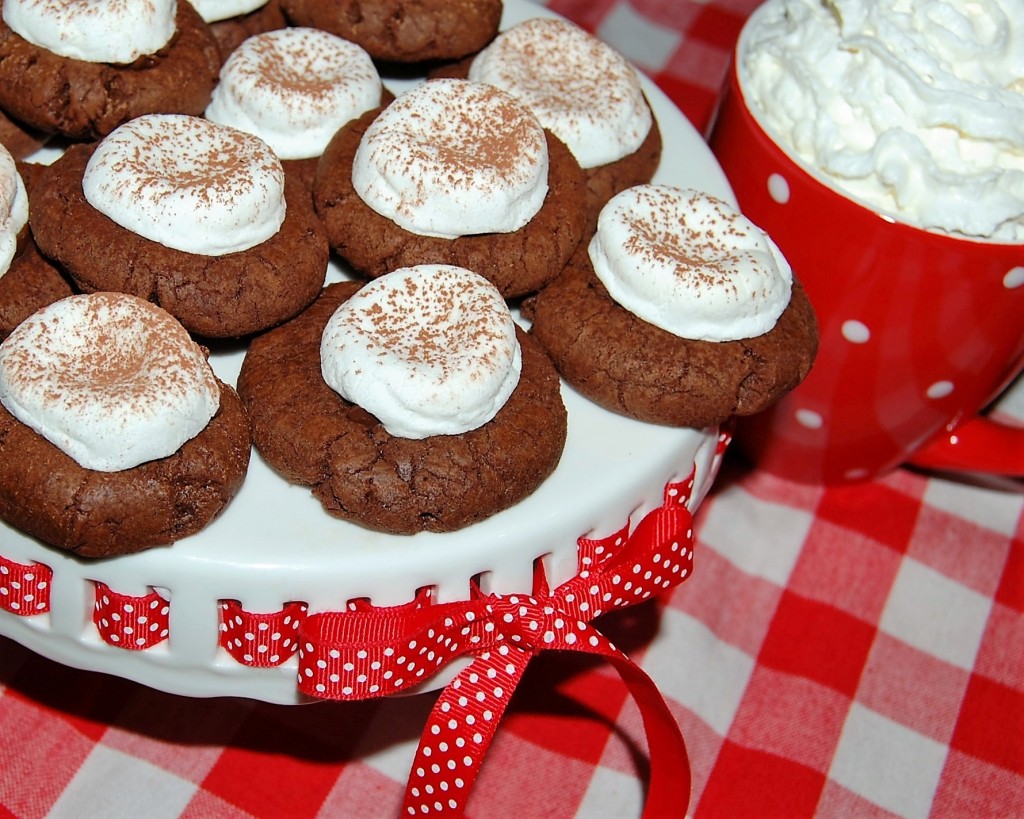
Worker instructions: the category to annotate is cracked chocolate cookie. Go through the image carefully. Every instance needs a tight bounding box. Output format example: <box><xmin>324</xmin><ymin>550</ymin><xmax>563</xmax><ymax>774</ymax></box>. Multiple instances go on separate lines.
<box><xmin>0</xmin><ymin>1</ymin><xmax>220</xmax><ymax>140</ymax></box>
<box><xmin>281</xmin><ymin>0</ymin><xmax>502</xmax><ymax>63</ymax></box>
<box><xmin>526</xmin><ymin>185</ymin><xmax>818</xmax><ymax>428</ymax></box>
<box><xmin>237</xmin><ymin>276</ymin><xmax>567</xmax><ymax>535</ymax></box>
<box><xmin>313</xmin><ymin>80</ymin><xmax>587</xmax><ymax>299</ymax></box>
<box><xmin>0</xmin><ymin>379</ymin><xmax>250</xmax><ymax>558</ymax></box>
<box><xmin>28</xmin><ymin>118</ymin><xmax>329</xmax><ymax>339</ymax></box>
<box><xmin>0</xmin><ymin>293</ymin><xmax>251</xmax><ymax>558</ymax></box>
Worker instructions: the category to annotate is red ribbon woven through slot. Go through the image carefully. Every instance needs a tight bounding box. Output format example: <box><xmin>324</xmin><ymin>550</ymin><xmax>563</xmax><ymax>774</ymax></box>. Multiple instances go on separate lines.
<box><xmin>93</xmin><ymin>582</ymin><xmax>170</xmax><ymax>650</ymax></box>
<box><xmin>297</xmin><ymin>469</ymin><xmax>701</xmax><ymax>817</ymax></box>
<box><xmin>0</xmin><ymin>554</ymin><xmax>52</xmax><ymax>616</ymax></box>
<box><xmin>219</xmin><ymin>600</ymin><xmax>308</xmax><ymax>666</ymax></box>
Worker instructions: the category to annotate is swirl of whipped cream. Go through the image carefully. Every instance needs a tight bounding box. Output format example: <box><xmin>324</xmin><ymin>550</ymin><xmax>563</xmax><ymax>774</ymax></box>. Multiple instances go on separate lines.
<box><xmin>590</xmin><ymin>185</ymin><xmax>792</xmax><ymax>342</ymax></box>
<box><xmin>741</xmin><ymin>0</ymin><xmax>1024</xmax><ymax>241</ymax></box>
<box><xmin>352</xmin><ymin>79</ymin><xmax>548</xmax><ymax>239</ymax></box>
<box><xmin>82</xmin><ymin>114</ymin><xmax>286</xmax><ymax>256</ymax></box>
<box><xmin>0</xmin><ymin>145</ymin><xmax>29</xmax><ymax>277</ymax></box>
<box><xmin>192</xmin><ymin>0</ymin><xmax>267</xmax><ymax>23</ymax></box>
<box><xmin>0</xmin><ymin>293</ymin><xmax>221</xmax><ymax>472</ymax></box>
<box><xmin>206</xmin><ymin>28</ymin><xmax>382</xmax><ymax>160</ymax></box>
<box><xmin>468</xmin><ymin>17</ymin><xmax>652</xmax><ymax>169</ymax></box>
<box><xmin>321</xmin><ymin>265</ymin><xmax>522</xmax><ymax>439</ymax></box>
<box><xmin>2</xmin><ymin>0</ymin><xmax>177</xmax><ymax>64</ymax></box>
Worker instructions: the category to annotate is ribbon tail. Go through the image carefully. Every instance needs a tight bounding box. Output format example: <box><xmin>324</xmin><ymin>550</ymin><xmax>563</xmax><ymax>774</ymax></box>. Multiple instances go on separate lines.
<box><xmin>402</xmin><ymin>646</ymin><xmax>533</xmax><ymax>817</ymax></box>
<box><xmin>603</xmin><ymin>650</ymin><xmax>691</xmax><ymax>818</ymax></box>
<box><xmin>400</xmin><ymin>636</ymin><xmax>690</xmax><ymax>818</ymax></box>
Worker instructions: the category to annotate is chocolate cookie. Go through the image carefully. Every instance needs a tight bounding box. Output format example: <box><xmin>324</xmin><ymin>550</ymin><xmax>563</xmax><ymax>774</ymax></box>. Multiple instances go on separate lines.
<box><xmin>526</xmin><ymin>245</ymin><xmax>819</xmax><ymax>429</ymax></box>
<box><xmin>430</xmin><ymin>56</ymin><xmax>662</xmax><ymax>231</ymax></box>
<box><xmin>28</xmin><ymin>142</ymin><xmax>329</xmax><ymax>338</ymax></box>
<box><xmin>313</xmin><ymin>107</ymin><xmax>587</xmax><ymax>299</ymax></box>
<box><xmin>207</xmin><ymin>0</ymin><xmax>288</xmax><ymax>62</ymax></box>
<box><xmin>0</xmin><ymin>379</ymin><xmax>250</xmax><ymax>558</ymax></box>
<box><xmin>281</xmin><ymin>0</ymin><xmax>502</xmax><ymax>63</ymax></box>
<box><xmin>237</xmin><ymin>280</ymin><xmax>567</xmax><ymax>535</ymax></box>
<box><xmin>0</xmin><ymin>240</ymin><xmax>75</xmax><ymax>340</ymax></box>
<box><xmin>13</xmin><ymin>159</ymin><xmax>48</xmax><ymax>195</ymax></box>
<box><xmin>0</xmin><ymin>2</ymin><xmax>220</xmax><ymax>140</ymax></box>
<box><xmin>0</xmin><ymin>110</ymin><xmax>47</xmax><ymax>160</ymax></box>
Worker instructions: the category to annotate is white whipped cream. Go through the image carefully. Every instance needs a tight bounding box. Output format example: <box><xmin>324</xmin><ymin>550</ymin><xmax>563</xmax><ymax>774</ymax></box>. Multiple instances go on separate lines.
<box><xmin>0</xmin><ymin>293</ymin><xmax>221</xmax><ymax>472</ymax></box>
<box><xmin>468</xmin><ymin>17</ymin><xmax>652</xmax><ymax>169</ymax></box>
<box><xmin>741</xmin><ymin>0</ymin><xmax>1024</xmax><ymax>242</ymax></box>
<box><xmin>321</xmin><ymin>265</ymin><xmax>522</xmax><ymax>439</ymax></box>
<box><xmin>2</xmin><ymin>0</ymin><xmax>177</xmax><ymax>64</ymax></box>
<box><xmin>82</xmin><ymin>114</ymin><xmax>286</xmax><ymax>256</ymax></box>
<box><xmin>352</xmin><ymin>79</ymin><xmax>548</xmax><ymax>239</ymax></box>
<box><xmin>192</xmin><ymin>0</ymin><xmax>267</xmax><ymax>23</ymax></box>
<box><xmin>206</xmin><ymin>28</ymin><xmax>381</xmax><ymax>160</ymax></box>
<box><xmin>0</xmin><ymin>145</ymin><xmax>29</xmax><ymax>278</ymax></box>
<box><xmin>590</xmin><ymin>185</ymin><xmax>792</xmax><ymax>342</ymax></box>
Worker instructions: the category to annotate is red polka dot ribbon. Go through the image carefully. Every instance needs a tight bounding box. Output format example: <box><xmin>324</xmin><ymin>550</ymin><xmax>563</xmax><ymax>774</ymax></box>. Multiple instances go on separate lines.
<box><xmin>298</xmin><ymin>470</ymin><xmax>701</xmax><ymax>817</ymax></box>
<box><xmin>219</xmin><ymin>600</ymin><xmax>308</xmax><ymax>666</ymax></box>
<box><xmin>93</xmin><ymin>582</ymin><xmax>170</xmax><ymax>650</ymax></box>
<box><xmin>0</xmin><ymin>554</ymin><xmax>51</xmax><ymax>616</ymax></box>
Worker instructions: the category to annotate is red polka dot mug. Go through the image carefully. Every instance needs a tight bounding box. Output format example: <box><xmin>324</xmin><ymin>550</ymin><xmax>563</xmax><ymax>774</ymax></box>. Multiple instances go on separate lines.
<box><xmin>708</xmin><ymin>19</ymin><xmax>1024</xmax><ymax>484</ymax></box>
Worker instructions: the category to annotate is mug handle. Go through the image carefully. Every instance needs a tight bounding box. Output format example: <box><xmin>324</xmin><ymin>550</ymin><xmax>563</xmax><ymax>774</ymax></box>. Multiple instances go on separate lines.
<box><xmin>908</xmin><ymin>415</ymin><xmax>1024</xmax><ymax>476</ymax></box>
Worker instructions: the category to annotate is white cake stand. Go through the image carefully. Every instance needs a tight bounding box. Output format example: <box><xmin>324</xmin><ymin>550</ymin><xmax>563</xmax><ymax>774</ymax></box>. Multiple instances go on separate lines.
<box><xmin>0</xmin><ymin>0</ymin><xmax>736</xmax><ymax>705</ymax></box>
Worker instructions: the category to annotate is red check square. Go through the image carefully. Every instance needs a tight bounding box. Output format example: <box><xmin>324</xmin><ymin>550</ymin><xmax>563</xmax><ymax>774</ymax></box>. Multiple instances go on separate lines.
<box><xmin>697</xmin><ymin>740</ymin><xmax>825</xmax><ymax>817</ymax></box>
<box><xmin>688</xmin><ymin>5</ymin><xmax>749</xmax><ymax>49</ymax></box>
<box><xmin>950</xmin><ymin>672</ymin><xmax>1024</xmax><ymax>773</ymax></box>
<box><xmin>815</xmin><ymin>479</ymin><xmax>922</xmax><ymax>556</ymax></box>
<box><xmin>758</xmin><ymin>591</ymin><xmax>876</xmax><ymax>697</ymax></box>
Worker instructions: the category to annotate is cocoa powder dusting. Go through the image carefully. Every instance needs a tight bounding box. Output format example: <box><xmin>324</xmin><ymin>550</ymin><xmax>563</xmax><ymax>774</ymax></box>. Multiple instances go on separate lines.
<box><xmin>372</xmin><ymin>82</ymin><xmax>544</xmax><ymax>211</ymax></box>
<box><xmin>2</xmin><ymin>294</ymin><xmax>214</xmax><ymax>414</ymax></box>
<box><xmin>101</xmin><ymin>118</ymin><xmax>280</xmax><ymax>207</ymax></box>
<box><xmin>346</xmin><ymin>271</ymin><xmax>509</xmax><ymax>381</ymax></box>
<box><xmin>622</xmin><ymin>189</ymin><xmax>743</xmax><ymax>292</ymax></box>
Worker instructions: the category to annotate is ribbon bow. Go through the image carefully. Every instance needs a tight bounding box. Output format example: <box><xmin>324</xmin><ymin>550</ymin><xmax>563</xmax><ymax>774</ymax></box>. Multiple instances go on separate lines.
<box><xmin>297</xmin><ymin>472</ymin><xmax>698</xmax><ymax>817</ymax></box>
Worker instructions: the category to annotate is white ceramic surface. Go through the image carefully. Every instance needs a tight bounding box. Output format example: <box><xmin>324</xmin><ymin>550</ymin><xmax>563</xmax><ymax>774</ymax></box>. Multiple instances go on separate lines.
<box><xmin>0</xmin><ymin>0</ymin><xmax>736</xmax><ymax>704</ymax></box>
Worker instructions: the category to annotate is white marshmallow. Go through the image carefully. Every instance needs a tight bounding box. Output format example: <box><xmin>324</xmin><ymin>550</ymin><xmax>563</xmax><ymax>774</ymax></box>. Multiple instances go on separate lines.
<box><xmin>192</xmin><ymin>0</ymin><xmax>268</xmax><ymax>24</ymax></box>
<box><xmin>82</xmin><ymin>114</ymin><xmax>287</xmax><ymax>256</ymax></box>
<box><xmin>468</xmin><ymin>17</ymin><xmax>652</xmax><ymax>169</ymax></box>
<box><xmin>352</xmin><ymin>79</ymin><xmax>548</xmax><ymax>239</ymax></box>
<box><xmin>0</xmin><ymin>145</ymin><xmax>29</xmax><ymax>277</ymax></box>
<box><xmin>321</xmin><ymin>265</ymin><xmax>522</xmax><ymax>439</ymax></box>
<box><xmin>589</xmin><ymin>185</ymin><xmax>792</xmax><ymax>342</ymax></box>
<box><xmin>2</xmin><ymin>0</ymin><xmax>177</xmax><ymax>64</ymax></box>
<box><xmin>206</xmin><ymin>28</ymin><xmax>381</xmax><ymax>160</ymax></box>
<box><xmin>0</xmin><ymin>293</ymin><xmax>221</xmax><ymax>472</ymax></box>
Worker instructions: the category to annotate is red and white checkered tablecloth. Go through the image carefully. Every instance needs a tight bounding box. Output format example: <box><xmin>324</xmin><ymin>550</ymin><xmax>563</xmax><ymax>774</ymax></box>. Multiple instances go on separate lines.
<box><xmin>2</xmin><ymin>1</ymin><xmax>1022</xmax><ymax>817</ymax></box>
